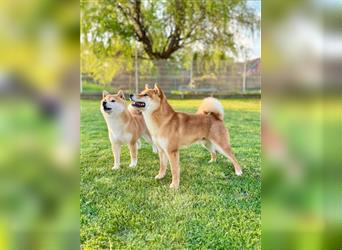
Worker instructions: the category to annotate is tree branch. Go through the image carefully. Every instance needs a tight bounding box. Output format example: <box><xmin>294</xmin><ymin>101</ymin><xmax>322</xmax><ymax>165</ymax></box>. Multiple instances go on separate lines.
<box><xmin>117</xmin><ymin>0</ymin><xmax>157</xmax><ymax>59</ymax></box>
<box><xmin>160</xmin><ymin>0</ymin><xmax>185</xmax><ymax>58</ymax></box>
<box><xmin>180</xmin><ymin>11</ymin><xmax>206</xmax><ymax>43</ymax></box>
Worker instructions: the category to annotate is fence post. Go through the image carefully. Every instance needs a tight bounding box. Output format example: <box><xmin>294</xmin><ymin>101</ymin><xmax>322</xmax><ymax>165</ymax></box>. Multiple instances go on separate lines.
<box><xmin>242</xmin><ymin>61</ymin><xmax>247</xmax><ymax>93</ymax></box>
<box><xmin>135</xmin><ymin>43</ymin><xmax>139</xmax><ymax>94</ymax></box>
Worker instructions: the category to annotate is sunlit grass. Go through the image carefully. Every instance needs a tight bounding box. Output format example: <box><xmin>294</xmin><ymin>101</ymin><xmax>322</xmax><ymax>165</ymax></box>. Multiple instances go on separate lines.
<box><xmin>80</xmin><ymin>98</ymin><xmax>261</xmax><ymax>249</ymax></box>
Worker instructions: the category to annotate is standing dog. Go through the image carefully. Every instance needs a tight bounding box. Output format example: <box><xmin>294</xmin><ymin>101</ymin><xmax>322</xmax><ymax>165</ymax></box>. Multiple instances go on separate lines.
<box><xmin>130</xmin><ymin>84</ymin><xmax>242</xmax><ymax>188</ymax></box>
<box><xmin>101</xmin><ymin>90</ymin><xmax>156</xmax><ymax>170</ymax></box>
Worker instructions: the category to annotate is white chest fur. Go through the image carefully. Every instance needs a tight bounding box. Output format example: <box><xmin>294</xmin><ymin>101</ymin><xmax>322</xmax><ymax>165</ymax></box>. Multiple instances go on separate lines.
<box><xmin>143</xmin><ymin>112</ymin><xmax>169</xmax><ymax>151</ymax></box>
<box><xmin>152</xmin><ymin>136</ymin><xmax>169</xmax><ymax>151</ymax></box>
<box><xmin>105</xmin><ymin>116</ymin><xmax>132</xmax><ymax>144</ymax></box>
<box><xmin>142</xmin><ymin>112</ymin><xmax>159</xmax><ymax>136</ymax></box>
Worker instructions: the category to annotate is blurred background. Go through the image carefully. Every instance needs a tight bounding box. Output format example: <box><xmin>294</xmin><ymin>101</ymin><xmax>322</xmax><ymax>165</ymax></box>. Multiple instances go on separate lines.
<box><xmin>262</xmin><ymin>0</ymin><xmax>342</xmax><ymax>249</ymax></box>
<box><xmin>0</xmin><ymin>0</ymin><xmax>79</xmax><ymax>249</ymax></box>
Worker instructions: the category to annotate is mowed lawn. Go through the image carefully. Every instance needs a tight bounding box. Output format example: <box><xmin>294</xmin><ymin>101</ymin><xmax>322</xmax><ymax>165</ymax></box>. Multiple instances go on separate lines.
<box><xmin>80</xmin><ymin>98</ymin><xmax>261</xmax><ymax>249</ymax></box>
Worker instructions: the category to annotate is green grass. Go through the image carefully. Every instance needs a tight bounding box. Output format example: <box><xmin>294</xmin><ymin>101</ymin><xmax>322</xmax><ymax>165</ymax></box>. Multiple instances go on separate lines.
<box><xmin>80</xmin><ymin>98</ymin><xmax>261</xmax><ymax>249</ymax></box>
<box><xmin>82</xmin><ymin>81</ymin><xmax>117</xmax><ymax>93</ymax></box>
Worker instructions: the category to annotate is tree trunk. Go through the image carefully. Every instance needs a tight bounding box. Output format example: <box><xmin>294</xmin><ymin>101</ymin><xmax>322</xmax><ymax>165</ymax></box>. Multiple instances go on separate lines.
<box><xmin>153</xmin><ymin>59</ymin><xmax>171</xmax><ymax>93</ymax></box>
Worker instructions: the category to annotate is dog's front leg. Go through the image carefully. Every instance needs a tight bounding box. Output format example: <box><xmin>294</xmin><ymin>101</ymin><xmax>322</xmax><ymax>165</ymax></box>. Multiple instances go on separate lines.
<box><xmin>112</xmin><ymin>143</ymin><xmax>121</xmax><ymax>170</ymax></box>
<box><xmin>155</xmin><ymin>150</ymin><xmax>168</xmax><ymax>179</ymax></box>
<box><xmin>166</xmin><ymin>150</ymin><xmax>180</xmax><ymax>189</ymax></box>
<box><xmin>128</xmin><ymin>142</ymin><xmax>138</xmax><ymax>168</ymax></box>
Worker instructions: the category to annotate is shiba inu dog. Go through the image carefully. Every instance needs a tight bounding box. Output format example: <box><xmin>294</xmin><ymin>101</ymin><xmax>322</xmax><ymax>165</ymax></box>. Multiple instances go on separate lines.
<box><xmin>130</xmin><ymin>84</ymin><xmax>242</xmax><ymax>188</ymax></box>
<box><xmin>100</xmin><ymin>90</ymin><xmax>156</xmax><ymax>170</ymax></box>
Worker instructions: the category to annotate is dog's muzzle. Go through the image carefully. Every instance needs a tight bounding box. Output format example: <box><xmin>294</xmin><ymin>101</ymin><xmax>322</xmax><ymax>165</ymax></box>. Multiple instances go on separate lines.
<box><xmin>129</xmin><ymin>94</ymin><xmax>146</xmax><ymax>108</ymax></box>
<box><xmin>102</xmin><ymin>101</ymin><xmax>111</xmax><ymax>111</ymax></box>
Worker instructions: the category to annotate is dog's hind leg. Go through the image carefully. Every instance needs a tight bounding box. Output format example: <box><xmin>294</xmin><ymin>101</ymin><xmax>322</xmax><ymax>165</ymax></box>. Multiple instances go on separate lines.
<box><xmin>152</xmin><ymin>144</ymin><xmax>158</xmax><ymax>153</ymax></box>
<box><xmin>128</xmin><ymin>142</ymin><xmax>138</xmax><ymax>168</ymax></box>
<box><xmin>202</xmin><ymin>140</ymin><xmax>217</xmax><ymax>163</ymax></box>
<box><xmin>209</xmin><ymin>129</ymin><xmax>242</xmax><ymax>176</ymax></box>
<box><xmin>143</xmin><ymin>134</ymin><xmax>158</xmax><ymax>153</ymax></box>
<box><xmin>137</xmin><ymin>139</ymin><xmax>142</xmax><ymax>150</ymax></box>
<box><xmin>209</xmin><ymin>152</ymin><xmax>217</xmax><ymax>163</ymax></box>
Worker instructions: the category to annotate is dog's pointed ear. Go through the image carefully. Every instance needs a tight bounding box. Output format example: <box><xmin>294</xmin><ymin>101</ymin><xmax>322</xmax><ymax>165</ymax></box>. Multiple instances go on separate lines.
<box><xmin>145</xmin><ymin>84</ymin><xmax>149</xmax><ymax>90</ymax></box>
<box><xmin>117</xmin><ymin>90</ymin><xmax>125</xmax><ymax>100</ymax></box>
<box><xmin>154</xmin><ymin>83</ymin><xmax>163</xmax><ymax>97</ymax></box>
<box><xmin>102</xmin><ymin>90</ymin><xmax>109</xmax><ymax>98</ymax></box>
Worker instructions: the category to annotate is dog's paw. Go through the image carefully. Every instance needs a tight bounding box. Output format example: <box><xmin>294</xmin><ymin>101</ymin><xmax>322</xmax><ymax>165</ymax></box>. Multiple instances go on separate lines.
<box><xmin>235</xmin><ymin>169</ymin><xmax>243</xmax><ymax>176</ymax></box>
<box><xmin>129</xmin><ymin>160</ymin><xmax>137</xmax><ymax>168</ymax></box>
<box><xmin>208</xmin><ymin>159</ymin><xmax>216</xmax><ymax>163</ymax></box>
<box><xmin>169</xmin><ymin>182</ymin><xmax>179</xmax><ymax>189</ymax></box>
<box><xmin>152</xmin><ymin>145</ymin><xmax>158</xmax><ymax>153</ymax></box>
<box><xmin>155</xmin><ymin>174</ymin><xmax>165</xmax><ymax>180</ymax></box>
<box><xmin>112</xmin><ymin>165</ymin><xmax>120</xmax><ymax>170</ymax></box>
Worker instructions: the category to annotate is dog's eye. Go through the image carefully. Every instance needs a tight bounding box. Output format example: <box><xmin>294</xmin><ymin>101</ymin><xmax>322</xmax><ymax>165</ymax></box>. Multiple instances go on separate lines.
<box><xmin>144</xmin><ymin>94</ymin><xmax>148</xmax><ymax>97</ymax></box>
<box><xmin>111</xmin><ymin>100</ymin><xmax>115</xmax><ymax>102</ymax></box>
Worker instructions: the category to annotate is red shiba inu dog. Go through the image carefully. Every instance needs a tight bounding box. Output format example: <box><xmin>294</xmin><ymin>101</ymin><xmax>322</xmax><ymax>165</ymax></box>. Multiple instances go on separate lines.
<box><xmin>101</xmin><ymin>90</ymin><xmax>156</xmax><ymax>170</ymax></box>
<box><xmin>130</xmin><ymin>84</ymin><xmax>242</xmax><ymax>188</ymax></box>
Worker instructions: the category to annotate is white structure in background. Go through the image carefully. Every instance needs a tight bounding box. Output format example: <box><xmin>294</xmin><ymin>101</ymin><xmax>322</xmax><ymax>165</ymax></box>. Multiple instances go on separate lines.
<box><xmin>135</xmin><ymin>42</ymin><xmax>139</xmax><ymax>94</ymax></box>
<box><xmin>228</xmin><ymin>17</ymin><xmax>256</xmax><ymax>93</ymax></box>
<box><xmin>242</xmin><ymin>59</ymin><xmax>247</xmax><ymax>93</ymax></box>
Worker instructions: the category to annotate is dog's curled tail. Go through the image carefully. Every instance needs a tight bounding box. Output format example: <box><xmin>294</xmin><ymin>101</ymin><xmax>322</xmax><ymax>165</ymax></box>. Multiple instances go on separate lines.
<box><xmin>197</xmin><ymin>97</ymin><xmax>224</xmax><ymax>121</ymax></box>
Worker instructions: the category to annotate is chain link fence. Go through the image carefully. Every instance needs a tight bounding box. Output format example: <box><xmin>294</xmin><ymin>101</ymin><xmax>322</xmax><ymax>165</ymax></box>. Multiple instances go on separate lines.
<box><xmin>82</xmin><ymin>58</ymin><xmax>260</xmax><ymax>96</ymax></box>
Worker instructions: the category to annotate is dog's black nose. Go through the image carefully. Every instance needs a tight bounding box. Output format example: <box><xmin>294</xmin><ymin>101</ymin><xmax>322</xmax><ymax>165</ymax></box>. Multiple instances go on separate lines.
<box><xmin>129</xmin><ymin>94</ymin><xmax>133</xmax><ymax>98</ymax></box>
<box><xmin>102</xmin><ymin>101</ymin><xmax>107</xmax><ymax>107</ymax></box>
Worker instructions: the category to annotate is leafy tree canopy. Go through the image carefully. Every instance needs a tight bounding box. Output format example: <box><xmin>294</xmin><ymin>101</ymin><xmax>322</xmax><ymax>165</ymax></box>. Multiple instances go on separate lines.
<box><xmin>82</xmin><ymin>0</ymin><xmax>257</xmax><ymax>60</ymax></box>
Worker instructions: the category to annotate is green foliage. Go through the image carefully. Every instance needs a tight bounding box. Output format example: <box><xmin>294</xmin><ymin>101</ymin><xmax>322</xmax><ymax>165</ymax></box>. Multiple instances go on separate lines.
<box><xmin>82</xmin><ymin>0</ymin><xmax>256</xmax><ymax>57</ymax></box>
<box><xmin>81</xmin><ymin>41</ymin><xmax>133</xmax><ymax>84</ymax></box>
<box><xmin>81</xmin><ymin>99</ymin><xmax>261</xmax><ymax>248</ymax></box>
<box><xmin>0</xmin><ymin>101</ymin><xmax>79</xmax><ymax>249</ymax></box>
